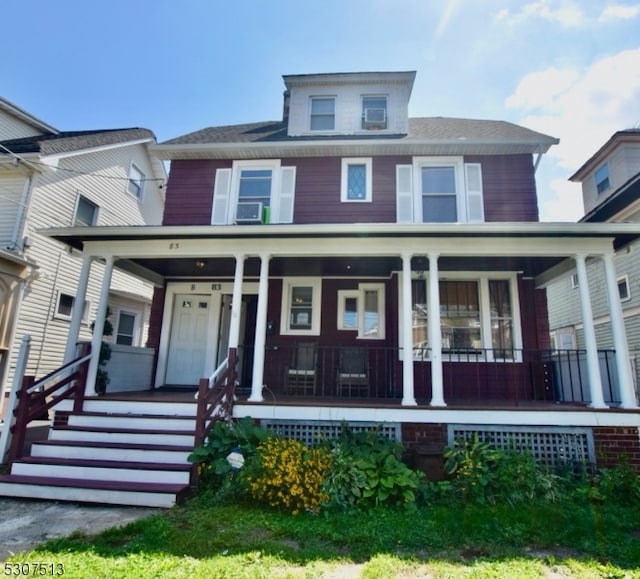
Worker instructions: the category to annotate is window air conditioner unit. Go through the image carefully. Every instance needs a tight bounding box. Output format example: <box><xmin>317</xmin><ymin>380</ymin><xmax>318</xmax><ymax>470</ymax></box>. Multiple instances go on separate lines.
<box><xmin>363</xmin><ymin>108</ymin><xmax>387</xmax><ymax>128</ymax></box>
<box><xmin>235</xmin><ymin>201</ymin><xmax>264</xmax><ymax>224</ymax></box>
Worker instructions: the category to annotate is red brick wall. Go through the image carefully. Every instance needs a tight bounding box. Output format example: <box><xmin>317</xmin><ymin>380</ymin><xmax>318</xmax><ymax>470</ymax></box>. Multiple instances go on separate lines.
<box><xmin>593</xmin><ymin>426</ymin><xmax>640</xmax><ymax>471</ymax></box>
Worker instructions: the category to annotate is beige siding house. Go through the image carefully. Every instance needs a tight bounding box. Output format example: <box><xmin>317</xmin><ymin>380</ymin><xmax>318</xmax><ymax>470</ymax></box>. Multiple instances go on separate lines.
<box><xmin>0</xmin><ymin>98</ymin><xmax>166</xmax><ymax>412</ymax></box>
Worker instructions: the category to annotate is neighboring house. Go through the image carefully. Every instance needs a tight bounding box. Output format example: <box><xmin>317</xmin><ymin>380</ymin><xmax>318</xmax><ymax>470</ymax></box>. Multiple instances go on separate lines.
<box><xmin>548</xmin><ymin>129</ymin><xmax>640</xmax><ymax>395</ymax></box>
<box><xmin>24</xmin><ymin>71</ymin><xmax>640</xmax><ymax>505</ymax></box>
<box><xmin>0</xmin><ymin>97</ymin><xmax>166</xmax><ymax>412</ymax></box>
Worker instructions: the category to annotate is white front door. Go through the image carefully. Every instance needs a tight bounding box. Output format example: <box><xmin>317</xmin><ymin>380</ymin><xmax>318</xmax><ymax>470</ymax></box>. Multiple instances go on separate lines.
<box><xmin>165</xmin><ymin>294</ymin><xmax>211</xmax><ymax>385</ymax></box>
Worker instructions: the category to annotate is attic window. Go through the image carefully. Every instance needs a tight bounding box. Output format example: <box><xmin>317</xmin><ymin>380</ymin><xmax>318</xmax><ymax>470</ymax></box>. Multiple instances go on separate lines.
<box><xmin>595</xmin><ymin>164</ymin><xmax>610</xmax><ymax>195</ymax></box>
<box><xmin>362</xmin><ymin>96</ymin><xmax>387</xmax><ymax>130</ymax></box>
<box><xmin>127</xmin><ymin>163</ymin><xmax>145</xmax><ymax>199</ymax></box>
<box><xmin>310</xmin><ymin>97</ymin><xmax>335</xmax><ymax>131</ymax></box>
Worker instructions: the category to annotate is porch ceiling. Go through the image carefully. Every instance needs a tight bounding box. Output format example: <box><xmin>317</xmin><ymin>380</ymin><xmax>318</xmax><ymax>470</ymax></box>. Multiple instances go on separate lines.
<box><xmin>116</xmin><ymin>254</ymin><xmax>562</xmax><ymax>280</ymax></box>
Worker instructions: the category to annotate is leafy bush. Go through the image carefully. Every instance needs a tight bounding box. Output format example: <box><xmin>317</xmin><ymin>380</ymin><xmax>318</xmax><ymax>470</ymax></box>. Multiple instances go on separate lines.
<box><xmin>444</xmin><ymin>434</ymin><xmax>560</xmax><ymax>505</ymax></box>
<box><xmin>591</xmin><ymin>461</ymin><xmax>640</xmax><ymax>505</ymax></box>
<box><xmin>245</xmin><ymin>437</ymin><xmax>331</xmax><ymax>514</ymax></box>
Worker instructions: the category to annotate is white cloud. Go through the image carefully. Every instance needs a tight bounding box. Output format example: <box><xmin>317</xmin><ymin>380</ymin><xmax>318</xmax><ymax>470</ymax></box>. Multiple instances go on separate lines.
<box><xmin>496</xmin><ymin>0</ymin><xmax>586</xmax><ymax>28</ymax></box>
<box><xmin>507</xmin><ymin>48</ymin><xmax>640</xmax><ymax>221</ymax></box>
<box><xmin>599</xmin><ymin>4</ymin><xmax>640</xmax><ymax>21</ymax></box>
<box><xmin>434</xmin><ymin>0</ymin><xmax>462</xmax><ymax>39</ymax></box>
<box><xmin>539</xmin><ymin>178</ymin><xmax>584</xmax><ymax>222</ymax></box>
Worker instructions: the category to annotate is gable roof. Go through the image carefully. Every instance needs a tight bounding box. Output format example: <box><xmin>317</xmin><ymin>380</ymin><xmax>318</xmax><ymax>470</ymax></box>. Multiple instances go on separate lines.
<box><xmin>154</xmin><ymin>117</ymin><xmax>558</xmax><ymax>160</ymax></box>
<box><xmin>0</xmin><ymin>128</ymin><xmax>156</xmax><ymax>156</ymax></box>
<box><xmin>0</xmin><ymin>96</ymin><xmax>58</xmax><ymax>135</ymax></box>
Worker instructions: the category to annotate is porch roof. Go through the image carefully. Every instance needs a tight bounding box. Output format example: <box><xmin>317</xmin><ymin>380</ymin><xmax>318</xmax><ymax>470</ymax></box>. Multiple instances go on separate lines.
<box><xmin>43</xmin><ymin>222</ymin><xmax>640</xmax><ymax>286</ymax></box>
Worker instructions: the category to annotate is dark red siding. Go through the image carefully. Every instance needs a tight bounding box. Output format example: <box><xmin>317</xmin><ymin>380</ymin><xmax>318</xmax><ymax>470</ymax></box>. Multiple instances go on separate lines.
<box><xmin>465</xmin><ymin>154</ymin><xmax>539</xmax><ymax>222</ymax></box>
<box><xmin>163</xmin><ymin>160</ymin><xmax>231</xmax><ymax>225</ymax></box>
<box><xmin>289</xmin><ymin>156</ymin><xmax>410</xmax><ymax>224</ymax></box>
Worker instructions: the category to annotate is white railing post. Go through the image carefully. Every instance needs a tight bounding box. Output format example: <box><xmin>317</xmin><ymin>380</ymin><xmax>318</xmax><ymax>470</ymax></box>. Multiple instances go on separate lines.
<box><xmin>0</xmin><ymin>335</ymin><xmax>31</xmax><ymax>464</ymax></box>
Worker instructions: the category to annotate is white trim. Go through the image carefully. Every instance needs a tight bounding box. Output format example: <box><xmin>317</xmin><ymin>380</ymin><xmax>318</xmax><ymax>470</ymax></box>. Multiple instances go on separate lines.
<box><xmin>412</xmin><ymin>156</ymin><xmax>466</xmax><ymax>222</ymax></box>
<box><xmin>309</xmin><ymin>96</ymin><xmax>337</xmax><ymax>133</ymax></box>
<box><xmin>229</xmin><ymin>159</ymin><xmax>281</xmax><ymax>225</ymax></box>
<box><xmin>340</xmin><ymin>158</ymin><xmax>372</xmax><ymax>202</ymax></box>
<box><xmin>41</xmin><ymin>138</ymin><xmax>154</xmax><ymax>162</ymax></box>
<box><xmin>280</xmin><ymin>277</ymin><xmax>321</xmax><ymax>336</ymax></box>
<box><xmin>54</xmin><ymin>291</ymin><xmax>90</xmax><ymax>324</ymax></box>
<box><xmin>618</xmin><ymin>273</ymin><xmax>631</xmax><ymax>302</ymax></box>
<box><xmin>127</xmin><ymin>162</ymin><xmax>145</xmax><ymax>200</ymax></box>
<box><xmin>337</xmin><ymin>289</ymin><xmax>359</xmax><ymax>330</ymax></box>
<box><xmin>357</xmin><ymin>282</ymin><xmax>385</xmax><ymax>340</ymax></box>
<box><xmin>114</xmin><ymin>309</ymin><xmax>139</xmax><ymax>347</ymax></box>
<box><xmin>234</xmin><ymin>404</ymin><xmax>640</xmax><ymax>428</ymax></box>
<box><xmin>73</xmin><ymin>193</ymin><xmax>99</xmax><ymax>226</ymax></box>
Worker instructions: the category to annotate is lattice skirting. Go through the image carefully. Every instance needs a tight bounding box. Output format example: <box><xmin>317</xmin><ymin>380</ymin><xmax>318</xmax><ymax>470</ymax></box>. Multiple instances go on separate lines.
<box><xmin>260</xmin><ymin>420</ymin><xmax>401</xmax><ymax>447</ymax></box>
<box><xmin>448</xmin><ymin>424</ymin><xmax>595</xmax><ymax>467</ymax></box>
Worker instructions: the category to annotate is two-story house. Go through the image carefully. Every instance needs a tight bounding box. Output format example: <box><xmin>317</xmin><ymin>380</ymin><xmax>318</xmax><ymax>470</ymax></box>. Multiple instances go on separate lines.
<box><xmin>0</xmin><ymin>97</ymin><xmax>166</xmax><ymax>413</ymax></box>
<box><xmin>3</xmin><ymin>72</ymin><xmax>640</xmax><ymax>507</ymax></box>
<box><xmin>548</xmin><ymin>129</ymin><xmax>640</xmax><ymax>396</ymax></box>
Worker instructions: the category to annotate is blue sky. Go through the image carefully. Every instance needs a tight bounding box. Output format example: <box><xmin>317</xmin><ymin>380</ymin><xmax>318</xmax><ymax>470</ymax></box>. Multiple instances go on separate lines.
<box><xmin>3</xmin><ymin>0</ymin><xmax>640</xmax><ymax>221</ymax></box>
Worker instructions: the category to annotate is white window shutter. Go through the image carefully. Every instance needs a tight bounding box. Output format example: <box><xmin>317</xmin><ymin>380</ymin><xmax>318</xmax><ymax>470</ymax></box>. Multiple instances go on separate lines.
<box><xmin>464</xmin><ymin>163</ymin><xmax>484</xmax><ymax>222</ymax></box>
<box><xmin>396</xmin><ymin>165</ymin><xmax>414</xmax><ymax>223</ymax></box>
<box><xmin>276</xmin><ymin>166</ymin><xmax>296</xmax><ymax>223</ymax></box>
<box><xmin>211</xmin><ymin>168</ymin><xmax>232</xmax><ymax>224</ymax></box>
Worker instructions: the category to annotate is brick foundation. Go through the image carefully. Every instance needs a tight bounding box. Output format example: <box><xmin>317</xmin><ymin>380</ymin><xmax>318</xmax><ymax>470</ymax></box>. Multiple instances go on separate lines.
<box><xmin>593</xmin><ymin>426</ymin><xmax>640</xmax><ymax>472</ymax></box>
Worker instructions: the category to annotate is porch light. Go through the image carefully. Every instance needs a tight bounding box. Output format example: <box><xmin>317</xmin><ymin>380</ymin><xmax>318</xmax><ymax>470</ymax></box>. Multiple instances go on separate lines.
<box><xmin>195</xmin><ymin>259</ymin><xmax>207</xmax><ymax>269</ymax></box>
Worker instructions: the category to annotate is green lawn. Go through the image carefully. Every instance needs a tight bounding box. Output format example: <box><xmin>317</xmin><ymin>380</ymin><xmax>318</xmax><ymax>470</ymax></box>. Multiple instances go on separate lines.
<box><xmin>8</xmin><ymin>496</ymin><xmax>640</xmax><ymax>578</ymax></box>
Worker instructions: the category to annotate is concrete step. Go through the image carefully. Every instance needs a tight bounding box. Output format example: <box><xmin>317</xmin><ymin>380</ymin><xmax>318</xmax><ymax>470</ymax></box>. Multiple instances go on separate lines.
<box><xmin>31</xmin><ymin>439</ymin><xmax>193</xmax><ymax>465</ymax></box>
<box><xmin>12</xmin><ymin>456</ymin><xmax>192</xmax><ymax>485</ymax></box>
<box><xmin>48</xmin><ymin>425</ymin><xmax>195</xmax><ymax>447</ymax></box>
<box><xmin>0</xmin><ymin>474</ymin><xmax>189</xmax><ymax>508</ymax></box>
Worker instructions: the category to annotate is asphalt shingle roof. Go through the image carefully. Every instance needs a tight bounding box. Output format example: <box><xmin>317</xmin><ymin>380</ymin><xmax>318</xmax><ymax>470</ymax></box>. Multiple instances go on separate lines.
<box><xmin>0</xmin><ymin>128</ymin><xmax>155</xmax><ymax>156</ymax></box>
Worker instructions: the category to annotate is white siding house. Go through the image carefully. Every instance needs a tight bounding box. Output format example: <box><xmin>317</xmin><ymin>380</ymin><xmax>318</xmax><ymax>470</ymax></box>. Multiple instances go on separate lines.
<box><xmin>0</xmin><ymin>98</ymin><xmax>166</xmax><ymax>411</ymax></box>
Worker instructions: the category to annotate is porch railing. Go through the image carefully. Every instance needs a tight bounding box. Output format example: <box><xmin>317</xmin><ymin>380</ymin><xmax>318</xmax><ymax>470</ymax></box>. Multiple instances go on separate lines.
<box><xmin>252</xmin><ymin>342</ymin><xmax>620</xmax><ymax>407</ymax></box>
<box><xmin>5</xmin><ymin>341</ymin><xmax>91</xmax><ymax>465</ymax></box>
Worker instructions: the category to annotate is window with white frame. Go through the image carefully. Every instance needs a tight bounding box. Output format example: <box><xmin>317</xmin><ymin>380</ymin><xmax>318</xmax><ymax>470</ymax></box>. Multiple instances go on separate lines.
<box><xmin>570</xmin><ymin>273</ymin><xmax>579</xmax><ymax>288</ymax></box>
<box><xmin>337</xmin><ymin>283</ymin><xmax>385</xmax><ymax>339</ymax></box>
<box><xmin>362</xmin><ymin>96</ymin><xmax>387</xmax><ymax>130</ymax></box>
<box><xmin>396</xmin><ymin>158</ymin><xmax>484</xmax><ymax>224</ymax></box>
<box><xmin>618</xmin><ymin>274</ymin><xmax>630</xmax><ymax>302</ymax></box>
<box><xmin>55</xmin><ymin>292</ymin><xmax>89</xmax><ymax>323</ymax></box>
<box><xmin>551</xmin><ymin>328</ymin><xmax>577</xmax><ymax>350</ymax></box>
<box><xmin>127</xmin><ymin>163</ymin><xmax>145</xmax><ymax>199</ymax></box>
<box><xmin>74</xmin><ymin>195</ymin><xmax>98</xmax><ymax>226</ymax></box>
<box><xmin>595</xmin><ymin>164</ymin><xmax>610</xmax><ymax>194</ymax></box>
<box><xmin>115</xmin><ymin>311</ymin><xmax>137</xmax><ymax>345</ymax></box>
<box><xmin>409</xmin><ymin>274</ymin><xmax>520</xmax><ymax>360</ymax></box>
<box><xmin>211</xmin><ymin>160</ymin><xmax>296</xmax><ymax>226</ymax></box>
<box><xmin>310</xmin><ymin>97</ymin><xmax>335</xmax><ymax>131</ymax></box>
<box><xmin>281</xmin><ymin>278</ymin><xmax>321</xmax><ymax>335</ymax></box>
<box><xmin>341</xmin><ymin>158</ymin><xmax>372</xmax><ymax>202</ymax></box>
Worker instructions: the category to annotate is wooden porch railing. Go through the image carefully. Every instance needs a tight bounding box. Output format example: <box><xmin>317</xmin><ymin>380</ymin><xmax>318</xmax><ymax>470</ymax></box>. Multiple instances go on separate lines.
<box><xmin>194</xmin><ymin>347</ymin><xmax>238</xmax><ymax>451</ymax></box>
<box><xmin>7</xmin><ymin>343</ymin><xmax>91</xmax><ymax>465</ymax></box>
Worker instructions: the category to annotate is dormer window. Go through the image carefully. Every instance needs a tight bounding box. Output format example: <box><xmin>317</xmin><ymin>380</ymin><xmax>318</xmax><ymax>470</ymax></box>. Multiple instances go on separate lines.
<box><xmin>595</xmin><ymin>164</ymin><xmax>610</xmax><ymax>194</ymax></box>
<box><xmin>310</xmin><ymin>97</ymin><xmax>335</xmax><ymax>131</ymax></box>
<box><xmin>362</xmin><ymin>96</ymin><xmax>387</xmax><ymax>130</ymax></box>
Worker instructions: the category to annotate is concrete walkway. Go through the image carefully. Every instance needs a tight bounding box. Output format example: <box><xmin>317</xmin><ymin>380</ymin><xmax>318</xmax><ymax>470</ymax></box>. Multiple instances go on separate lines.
<box><xmin>0</xmin><ymin>497</ymin><xmax>158</xmax><ymax>561</ymax></box>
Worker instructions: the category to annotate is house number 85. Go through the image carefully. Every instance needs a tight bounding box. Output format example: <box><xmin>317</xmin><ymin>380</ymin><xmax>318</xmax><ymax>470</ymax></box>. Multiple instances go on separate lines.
<box><xmin>169</xmin><ymin>243</ymin><xmax>180</xmax><ymax>250</ymax></box>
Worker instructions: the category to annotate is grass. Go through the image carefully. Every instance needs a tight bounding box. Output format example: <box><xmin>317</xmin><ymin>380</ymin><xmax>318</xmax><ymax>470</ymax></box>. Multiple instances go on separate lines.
<box><xmin>7</xmin><ymin>494</ymin><xmax>640</xmax><ymax>578</ymax></box>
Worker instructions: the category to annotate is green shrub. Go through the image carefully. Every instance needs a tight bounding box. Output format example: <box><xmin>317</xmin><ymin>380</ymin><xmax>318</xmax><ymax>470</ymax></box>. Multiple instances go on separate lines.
<box><xmin>591</xmin><ymin>461</ymin><xmax>640</xmax><ymax>505</ymax></box>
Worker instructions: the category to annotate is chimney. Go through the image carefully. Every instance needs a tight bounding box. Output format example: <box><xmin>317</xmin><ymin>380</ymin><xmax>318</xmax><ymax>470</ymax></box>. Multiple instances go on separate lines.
<box><xmin>282</xmin><ymin>90</ymin><xmax>290</xmax><ymax>124</ymax></box>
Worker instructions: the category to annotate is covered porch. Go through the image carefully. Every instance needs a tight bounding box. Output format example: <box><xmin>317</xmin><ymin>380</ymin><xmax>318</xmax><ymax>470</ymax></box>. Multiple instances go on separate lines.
<box><xmin>45</xmin><ymin>222</ymin><xmax>640</xmax><ymax>413</ymax></box>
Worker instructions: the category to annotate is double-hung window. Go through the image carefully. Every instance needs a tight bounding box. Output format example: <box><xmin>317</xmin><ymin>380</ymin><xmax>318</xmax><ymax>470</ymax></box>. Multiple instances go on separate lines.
<box><xmin>341</xmin><ymin>158</ymin><xmax>372</xmax><ymax>202</ymax></box>
<box><xmin>396</xmin><ymin>157</ymin><xmax>484</xmax><ymax>223</ymax></box>
<box><xmin>116</xmin><ymin>311</ymin><xmax>137</xmax><ymax>346</ymax></box>
<box><xmin>310</xmin><ymin>97</ymin><xmax>335</xmax><ymax>131</ymax></box>
<box><xmin>74</xmin><ymin>195</ymin><xmax>98</xmax><ymax>226</ymax></box>
<box><xmin>338</xmin><ymin>283</ymin><xmax>385</xmax><ymax>339</ymax></box>
<box><xmin>127</xmin><ymin>163</ymin><xmax>145</xmax><ymax>199</ymax></box>
<box><xmin>362</xmin><ymin>96</ymin><xmax>387</xmax><ymax>129</ymax></box>
<box><xmin>281</xmin><ymin>278</ymin><xmax>321</xmax><ymax>335</ymax></box>
<box><xmin>409</xmin><ymin>274</ymin><xmax>520</xmax><ymax>361</ymax></box>
<box><xmin>211</xmin><ymin>160</ymin><xmax>296</xmax><ymax>225</ymax></box>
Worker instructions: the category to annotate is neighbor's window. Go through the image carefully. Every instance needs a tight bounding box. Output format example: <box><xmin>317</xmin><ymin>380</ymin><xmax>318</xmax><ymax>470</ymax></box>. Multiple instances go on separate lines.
<box><xmin>281</xmin><ymin>278</ymin><xmax>321</xmax><ymax>335</ymax></box>
<box><xmin>595</xmin><ymin>164</ymin><xmax>610</xmax><ymax>194</ymax></box>
<box><xmin>310</xmin><ymin>97</ymin><xmax>335</xmax><ymax>131</ymax></box>
<box><xmin>116</xmin><ymin>311</ymin><xmax>137</xmax><ymax>346</ymax></box>
<box><xmin>341</xmin><ymin>158</ymin><xmax>372</xmax><ymax>202</ymax></box>
<box><xmin>74</xmin><ymin>195</ymin><xmax>98</xmax><ymax>226</ymax></box>
<box><xmin>55</xmin><ymin>292</ymin><xmax>89</xmax><ymax>323</ymax></box>
<box><xmin>618</xmin><ymin>275</ymin><xmax>630</xmax><ymax>302</ymax></box>
<box><xmin>127</xmin><ymin>163</ymin><xmax>145</xmax><ymax>199</ymax></box>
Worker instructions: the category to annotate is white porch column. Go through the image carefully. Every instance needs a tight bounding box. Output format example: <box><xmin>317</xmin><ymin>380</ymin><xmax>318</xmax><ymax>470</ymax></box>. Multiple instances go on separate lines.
<box><xmin>428</xmin><ymin>252</ymin><xmax>445</xmax><ymax>407</ymax></box>
<box><xmin>401</xmin><ymin>253</ymin><xmax>417</xmax><ymax>406</ymax></box>
<box><xmin>575</xmin><ymin>253</ymin><xmax>607</xmax><ymax>408</ymax></box>
<box><xmin>602</xmin><ymin>253</ymin><xmax>637</xmax><ymax>408</ymax></box>
<box><xmin>64</xmin><ymin>254</ymin><xmax>93</xmax><ymax>363</ymax></box>
<box><xmin>228</xmin><ymin>254</ymin><xmax>246</xmax><ymax>349</ymax></box>
<box><xmin>86</xmin><ymin>256</ymin><xmax>114</xmax><ymax>397</ymax></box>
<box><xmin>249</xmin><ymin>253</ymin><xmax>270</xmax><ymax>402</ymax></box>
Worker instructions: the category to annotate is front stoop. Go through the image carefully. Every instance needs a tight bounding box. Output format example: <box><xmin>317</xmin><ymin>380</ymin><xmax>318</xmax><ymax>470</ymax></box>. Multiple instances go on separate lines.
<box><xmin>0</xmin><ymin>398</ymin><xmax>199</xmax><ymax>508</ymax></box>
